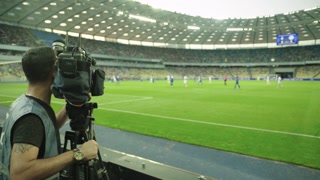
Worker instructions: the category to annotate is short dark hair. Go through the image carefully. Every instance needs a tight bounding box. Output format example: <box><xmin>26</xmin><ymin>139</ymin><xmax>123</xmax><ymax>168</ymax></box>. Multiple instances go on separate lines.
<box><xmin>22</xmin><ymin>46</ymin><xmax>56</xmax><ymax>84</ymax></box>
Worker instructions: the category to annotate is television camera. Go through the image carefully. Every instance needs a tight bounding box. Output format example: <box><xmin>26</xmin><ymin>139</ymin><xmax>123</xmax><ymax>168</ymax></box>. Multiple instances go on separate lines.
<box><xmin>52</xmin><ymin>39</ymin><xmax>105</xmax><ymax>108</ymax></box>
<box><xmin>52</xmin><ymin>39</ymin><xmax>109</xmax><ymax>179</ymax></box>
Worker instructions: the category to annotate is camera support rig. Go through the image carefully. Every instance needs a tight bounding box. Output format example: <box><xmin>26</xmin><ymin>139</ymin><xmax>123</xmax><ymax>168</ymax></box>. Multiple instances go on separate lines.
<box><xmin>60</xmin><ymin>102</ymin><xmax>109</xmax><ymax>180</ymax></box>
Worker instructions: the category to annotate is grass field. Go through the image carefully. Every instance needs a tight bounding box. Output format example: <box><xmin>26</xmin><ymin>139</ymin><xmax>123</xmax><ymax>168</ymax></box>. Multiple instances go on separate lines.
<box><xmin>0</xmin><ymin>79</ymin><xmax>320</xmax><ymax>169</ymax></box>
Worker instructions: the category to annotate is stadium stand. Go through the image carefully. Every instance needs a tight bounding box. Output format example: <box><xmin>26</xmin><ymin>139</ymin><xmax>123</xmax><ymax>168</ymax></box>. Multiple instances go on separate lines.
<box><xmin>30</xmin><ymin>29</ymin><xmax>63</xmax><ymax>46</ymax></box>
<box><xmin>0</xmin><ymin>24</ymin><xmax>320</xmax><ymax>81</ymax></box>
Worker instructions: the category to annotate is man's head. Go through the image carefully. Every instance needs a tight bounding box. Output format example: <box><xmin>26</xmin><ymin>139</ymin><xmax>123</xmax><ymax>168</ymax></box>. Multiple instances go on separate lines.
<box><xmin>22</xmin><ymin>46</ymin><xmax>56</xmax><ymax>84</ymax></box>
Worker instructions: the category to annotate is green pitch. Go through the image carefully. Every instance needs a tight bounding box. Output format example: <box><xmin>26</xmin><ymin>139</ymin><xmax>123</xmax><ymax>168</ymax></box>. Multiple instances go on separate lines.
<box><xmin>0</xmin><ymin>79</ymin><xmax>320</xmax><ymax>169</ymax></box>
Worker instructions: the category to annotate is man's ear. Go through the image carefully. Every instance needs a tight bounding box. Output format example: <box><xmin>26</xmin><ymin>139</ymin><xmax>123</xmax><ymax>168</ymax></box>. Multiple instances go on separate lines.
<box><xmin>50</xmin><ymin>60</ymin><xmax>57</xmax><ymax>82</ymax></box>
<box><xmin>53</xmin><ymin>60</ymin><xmax>58</xmax><ymax>74</ymax></box>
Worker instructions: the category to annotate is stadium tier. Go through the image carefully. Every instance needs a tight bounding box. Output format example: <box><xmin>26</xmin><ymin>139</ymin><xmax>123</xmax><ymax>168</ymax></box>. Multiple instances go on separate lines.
<box><xmin>1</xmin><ymin>24</ymin><xmax>320</xmax><ymax>81</ymax></box>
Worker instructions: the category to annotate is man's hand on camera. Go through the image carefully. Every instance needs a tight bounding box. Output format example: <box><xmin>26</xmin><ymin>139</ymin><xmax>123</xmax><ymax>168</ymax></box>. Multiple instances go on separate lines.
<box><xmin>78</xmin><ymin>140</ymin><xmax>99</xmax><ymax>161</ymax></box>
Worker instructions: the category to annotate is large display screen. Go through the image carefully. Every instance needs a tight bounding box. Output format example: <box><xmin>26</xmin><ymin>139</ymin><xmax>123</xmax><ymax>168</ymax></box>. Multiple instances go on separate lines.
<box><xmin>276</xmin><ymin>33</ymin><xmax>299</xmax><ymax>46</ymax></box>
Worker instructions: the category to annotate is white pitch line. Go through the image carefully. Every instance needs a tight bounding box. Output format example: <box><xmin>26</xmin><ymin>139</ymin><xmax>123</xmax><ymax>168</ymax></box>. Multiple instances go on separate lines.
<box><xmin>101</xmin><ymin>97</ymin><xmax>153</xmax><ymax>105</ymax></box>
<box><xmin>51</xmin><ymin>97</ymin><xmax>153</xmax><ymax>106</ymax></box>
<box><xmin>0</xmin><ymin>95</ymin><xmax>18</xmax><ymax>98</ymax></box>
<box><xmin>105</xmin><ymin>93</ymin><xmax>153</xmax><ymax>99</ymax></box>
<box><xmin>0</xmin><ymin>95</ymin><xmax>18</xmax><ymax>104</ymax></box>
<box><xmin>99</xmin><ymin>107</ymin><xmax>320</xmax><ymax>140</ymax></box>
<box><xmin>0</xmin><ymin>101</ymin><xmax>13</xmax><ymax>104</ymax></box>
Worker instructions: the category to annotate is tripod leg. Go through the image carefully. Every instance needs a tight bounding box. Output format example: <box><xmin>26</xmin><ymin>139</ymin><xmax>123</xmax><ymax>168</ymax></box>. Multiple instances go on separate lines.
<box><xmin>61</xmin><ymin>131</ymin><xmax>80</xmax><ymax>179</ymax></box>
<box><xmin>81</xmin><ymin>131</ymin><xmax>109</xmax><ymax>180</ymax></box>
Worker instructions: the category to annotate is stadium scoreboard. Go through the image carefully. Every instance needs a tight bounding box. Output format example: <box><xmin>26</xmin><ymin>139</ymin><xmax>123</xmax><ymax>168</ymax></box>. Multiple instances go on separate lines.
<box><xmin>276</xmin><ymin>33</ymin><xmax>299</xmax><ymax>46</ymax></box>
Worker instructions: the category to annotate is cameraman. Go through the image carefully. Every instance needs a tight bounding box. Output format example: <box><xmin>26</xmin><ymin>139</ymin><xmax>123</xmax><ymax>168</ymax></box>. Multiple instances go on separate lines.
<box><xmin>1</xmin><ymin>47</ymin><xmax>99</xmax><ymax>179</ymax></box>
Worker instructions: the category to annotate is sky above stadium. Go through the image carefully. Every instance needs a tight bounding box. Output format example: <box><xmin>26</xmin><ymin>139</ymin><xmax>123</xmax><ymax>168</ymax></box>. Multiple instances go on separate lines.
<box><xmin>135</xmin><ymin>0</ymin><xmax>320</xmax><ymax>19</ymax></box>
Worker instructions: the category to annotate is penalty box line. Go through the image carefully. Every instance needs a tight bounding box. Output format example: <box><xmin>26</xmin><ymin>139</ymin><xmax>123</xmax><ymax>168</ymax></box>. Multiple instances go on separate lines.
<box><xmin>99</xmin><ymin>107</ymin><xmax>320</xmax><ymax>140</ymax></box>
<box><xmin>51</xmin><ymin>97</ymin><xmax>153</xmax><ymax>106</ymax></box>
<box><xmin>99</xmin><ymin>97</ymin><xmax>154</xmax><ymax>105</ymax></box>
<box><xmin>54</xmin><ymin>94</ymin><xmax>154</xmax><ymax>105</ymax></box>
<box><xmin>98</xmin><ymin>93</ymin><xmax>154</xmax><ymax>105</ymax></box>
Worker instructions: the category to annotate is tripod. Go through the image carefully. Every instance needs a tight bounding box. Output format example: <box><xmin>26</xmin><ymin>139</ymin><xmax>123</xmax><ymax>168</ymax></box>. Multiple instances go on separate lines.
<box><xmin>60</xmin><ymin>102</ymin><xmax>109</xmax><ymax>180</ymax></box>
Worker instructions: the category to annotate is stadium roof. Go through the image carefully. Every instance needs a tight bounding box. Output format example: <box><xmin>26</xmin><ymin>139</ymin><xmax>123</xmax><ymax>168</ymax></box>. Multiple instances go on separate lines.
<box><xmin>135</xmin><ymin>0</ymin><xmax>320</xmax><ymax>20</ymax></box>
<box><xmin>1</xmin><ymin>0</ymin><xmax>320</xmax><ymax>49</ymax></box>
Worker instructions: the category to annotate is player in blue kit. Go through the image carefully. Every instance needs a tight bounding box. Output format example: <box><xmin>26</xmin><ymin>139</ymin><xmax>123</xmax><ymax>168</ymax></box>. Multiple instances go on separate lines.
<box><xmin>234</xmin><ymin>76</ymin><xmax>240</xmax><ymax>90</ymax></box>
<box><xmin>170</xmin><ymin>75</ymin><xmax>174</xmax><ymax>86</ymax></box>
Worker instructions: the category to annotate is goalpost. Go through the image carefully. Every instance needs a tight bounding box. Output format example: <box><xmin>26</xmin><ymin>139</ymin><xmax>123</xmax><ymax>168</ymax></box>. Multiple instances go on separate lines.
<box><xmin>267</xmin><ymin>74</ymin><xmax>278</xmax><ymax>80</ymax></box>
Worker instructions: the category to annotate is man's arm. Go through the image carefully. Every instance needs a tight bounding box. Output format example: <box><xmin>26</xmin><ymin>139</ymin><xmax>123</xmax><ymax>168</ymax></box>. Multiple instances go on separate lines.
<box><xmin>10</xmin><ymin>140</ymin><xmax>98</xmax><ymax>180</ymax></box>
<box><xmin>10</xmin><ymin>143</ymin><xmax>73</xmax><ymax>179</ymax></box>
<box><xmin>55</xmin><ymin>104</ymin><xmax>68</xmax><ymax>128</ymax></box>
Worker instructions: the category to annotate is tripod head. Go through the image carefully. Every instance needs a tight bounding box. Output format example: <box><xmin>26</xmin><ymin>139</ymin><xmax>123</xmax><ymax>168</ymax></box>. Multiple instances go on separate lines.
<box><xmin>66</xmin><ymin>102</ymin><xmax>97</xmax><ymax>132</ymax></box>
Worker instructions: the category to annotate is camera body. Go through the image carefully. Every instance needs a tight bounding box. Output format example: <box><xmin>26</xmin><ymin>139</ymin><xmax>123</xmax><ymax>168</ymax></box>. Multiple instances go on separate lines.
<box><xmin>52</xmin><ymin>45</ymin><xmax>105</xmax><ymax>106</ymax></box>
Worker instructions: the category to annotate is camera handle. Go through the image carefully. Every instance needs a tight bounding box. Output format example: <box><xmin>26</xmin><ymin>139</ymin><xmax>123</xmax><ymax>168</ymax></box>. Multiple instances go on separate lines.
<box><xmin>60</xmin><ymin>102</ymin><xmax>109</xmax><ymax>180</ymax></box>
